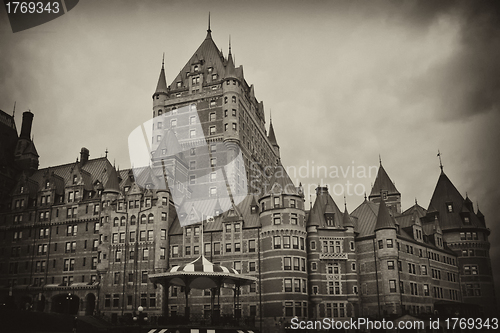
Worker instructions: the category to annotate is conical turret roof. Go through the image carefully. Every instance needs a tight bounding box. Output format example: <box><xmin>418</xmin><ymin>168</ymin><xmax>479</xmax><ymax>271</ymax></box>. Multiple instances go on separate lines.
<box><xmin>154</xmin><ymin>62</ymin><xmax>168</xmax><ymax>96</ymax></box>
<box><xmin>374</xmin><ymin>200</ymin><xmax>396</xmax><ymax>231</ymax></box>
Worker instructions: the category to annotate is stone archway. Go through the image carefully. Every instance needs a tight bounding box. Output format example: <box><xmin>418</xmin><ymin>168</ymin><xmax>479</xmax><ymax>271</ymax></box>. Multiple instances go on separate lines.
<box><xmin>85</xmin><ymin>293</ymin><xmax>96</xmax><ymax>315</ymax></box>
<box><xmin>51</xmin><ymin>293</ymin><xmax>79</xmax><ymax>314</ymax></box>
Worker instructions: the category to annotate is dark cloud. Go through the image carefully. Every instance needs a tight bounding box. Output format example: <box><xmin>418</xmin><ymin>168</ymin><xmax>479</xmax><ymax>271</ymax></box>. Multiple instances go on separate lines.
<box><xmin>407</xmin><ymin>0</ymin><xmax>500</xmax><ymax>121</ymax></box>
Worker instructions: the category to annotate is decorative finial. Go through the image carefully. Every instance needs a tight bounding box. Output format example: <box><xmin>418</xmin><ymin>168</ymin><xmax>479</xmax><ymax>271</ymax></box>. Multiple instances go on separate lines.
<box><xmin>379</xmin><ymin>154</ymin><xmax>382</xmax><ymax>165</ymax></box>
<box><xmin>415</xmin><ymin>197</ymin><xmax>417</xmax><ymax>205</ymax></box>
<box><xmin>270</xmin><ymin>108</ymin><xmax>272</xmax><ymax>122</ymax></box>
<box><xmin>344</xmin><ymin>195</ymin><xmax>347</xmax><ymax>208</ymax></box>
<box><xmin>12</xmin><ymin>101</ymin><xmax>16</xmax><ymax>117</ymax></box>
<box><xmin>228</xmin><ymin>35</ymin><xmax>232</xmax><ymax>55</ymax></box>
<box><xmin>364</xmin><ymin>192</ymin><xmax>367</xmax><ymax>200</ymax></box>
<box><xmin>437</xmin><ymin>150</ymin><xmax>443</xmax><ymax>171</ymax></box>
<box><xmin>207</xmin><ymin>12</ymin><xmax>211</xmax><ymax>33</ymax></box>
<box><xmin>105</xmin><ymin>148</ymin><xmax>108</xmax><ymax>158</ymax></box>
<box><xmin>162</xmin><ymin>53</ymin><xmax>164</xmax><ymax>69</ymax></box>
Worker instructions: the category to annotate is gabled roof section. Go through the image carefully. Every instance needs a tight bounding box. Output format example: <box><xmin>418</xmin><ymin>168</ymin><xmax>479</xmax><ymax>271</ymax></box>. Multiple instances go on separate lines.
<box><xmin>374</xmin><ymin>200</ymin><xmax>397</xmax><ymax>231</ymax></box>
<box><xmin>427</xmin><ymin>171</ymin><xmax>483</xmax><ymax>230</ymax></box>
<box><xmin>402</xmin><ymin>202</ymin><xmax>427</xmax><ymax>218</ymax></box>
<box><xmin>351</xmin><ymin>199</ymin><xmax>379</xmax><ymax>237</ymax></box>
<box><xmin>307</xmin><ymin>188</ymin><xmax>343</xmax><ymax>228</ymax></box>
<box><xmin>104</xmin><ymin>166</ymin><xmax>120</xmax><ymax>193</ymax></box>
<box><xmin>369</xmin><ymin>164</ymin><xmax>399</xmax><ymax>197</ymax></box>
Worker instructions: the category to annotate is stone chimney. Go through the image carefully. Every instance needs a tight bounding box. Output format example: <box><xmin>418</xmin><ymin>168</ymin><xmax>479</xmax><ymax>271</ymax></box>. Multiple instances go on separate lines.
<box><xmin>20</xmin><ymin>111</ymin><xmax>34</xmax><ymax>139</ymax></box>
<box><xmin>80</xmin><ymin>147</ymin><xmax>90</xmax><ymax>166</ymax></box>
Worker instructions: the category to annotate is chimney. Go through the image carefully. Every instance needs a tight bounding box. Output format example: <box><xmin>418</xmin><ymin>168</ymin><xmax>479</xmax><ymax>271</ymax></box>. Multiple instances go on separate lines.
<box><xmin>315</xmin><ymin>186</ymin><xmax>329</xmax><ymax>196</ymax></box>
<box><xmin>80</xmin><ymin>147</ymin><xmax>90</xmax><ymax>166</ymax></box>
<box><xmin>20</xmin><ymin>111</ymin><xmax>34</xmax><ymax>139</ymax></box>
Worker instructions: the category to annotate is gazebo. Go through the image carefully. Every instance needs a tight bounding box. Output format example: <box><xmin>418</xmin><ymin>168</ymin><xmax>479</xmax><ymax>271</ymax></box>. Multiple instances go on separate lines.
<box><xmin>149</xmin><ymin>255</ymin><xmax>257</xmax><ymax>322</ymax></box>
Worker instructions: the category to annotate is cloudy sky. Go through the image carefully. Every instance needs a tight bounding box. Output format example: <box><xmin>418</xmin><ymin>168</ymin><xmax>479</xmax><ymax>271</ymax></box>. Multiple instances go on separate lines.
<box><xmin>1</xmin><ymin>0</ymin><xmax>500</xmax><ymax>297</ymax></box>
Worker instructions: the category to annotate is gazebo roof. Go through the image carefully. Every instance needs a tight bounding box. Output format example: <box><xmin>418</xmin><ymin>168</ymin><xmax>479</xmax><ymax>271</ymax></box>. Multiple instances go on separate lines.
<box><xmin>149</xmin><ymin>255</ymin><xmax>256</xmax><ymax>289</ymax></box>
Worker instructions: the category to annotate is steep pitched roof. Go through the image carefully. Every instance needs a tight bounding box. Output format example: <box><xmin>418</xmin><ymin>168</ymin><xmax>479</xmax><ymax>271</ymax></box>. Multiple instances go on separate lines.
<box><xmin>264</xmin><ymin>163</ymin><xmax>297</xmax><ymax>195</ymax></box>
<box><xmin>402</xmin><ymin>202</ymin><xmax>427</xmax><ymax>218</ymax></box>
<box><xmin>427</xmin><ymin>171</ymin><xmax>483</xmax><ymax>230</ymax></box>
<box><xmin>351</xmin><ymin>199</ymin><xmax>379</xmax><ymax>237</ymax></box>
<box><xmin>374</xmin><ymin>200</ymin><xmax>397</xmax><ymax>231</ymax></box>
<box><xmin>369</xmin><ymin>164</ymin><xmax>399</xmax><ymax>197</ymax></box>
<box><xmin>307</xmin><ymin>188</ymin><xmax>344</xmax><ymax>228</ymax></box>
<box><xmin>169</xmin><ymin>31</ymin><xmax>226</xmax><ymax>88</ymax></box>
<box><xmin>104</xmin><ymin>166</ymin><xmax>120</xmax><ymax>193</ymax></box>
<box><xmin>342</xmin><ymin>205</ymin><xmax>355</xmax><ymax>228</ymax></box>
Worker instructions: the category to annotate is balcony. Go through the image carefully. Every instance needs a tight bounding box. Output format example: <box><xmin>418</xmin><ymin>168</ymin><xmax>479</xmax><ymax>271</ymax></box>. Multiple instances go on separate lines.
<box><xmin>319</xmin><ymin>252</ymin><xmax>348</xmax><ymax>260</ymax></box>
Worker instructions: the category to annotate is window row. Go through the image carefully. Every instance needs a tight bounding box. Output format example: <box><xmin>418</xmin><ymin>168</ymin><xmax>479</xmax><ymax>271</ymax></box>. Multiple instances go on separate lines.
<box><xmin>284</xmin><ymin>278</ymin><xmax>307</xmax><ymax>293</ymax></box>
<box><xmin>273</xmin><ymin>236</ymin><xmax>306</xmax><ymax>250</ymax></box>
<box><xmin>283</xmin><ymin>257</ymin><xmax>306</xmax><ymax>271</ymax></box>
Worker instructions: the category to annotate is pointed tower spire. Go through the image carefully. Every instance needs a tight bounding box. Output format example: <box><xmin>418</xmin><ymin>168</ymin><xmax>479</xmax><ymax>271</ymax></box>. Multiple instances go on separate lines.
<box><xmin>437</xmin><ymin>150</ymin><xmax>443</xmax><ymax>173</ymax></box>
<box><xmin>208</xmin><ymin>12</ymin><xmax>211</xmax><ymax>33</ymax></box>
<box><xmin>153</xmin><ymin>56</ymin><xmax>168</xmax><ymax>98</ymax></box>
<box><xmin>206</xmin><ymin>12</ymin><xmax>212</xmax><ymax>39</ymax></box>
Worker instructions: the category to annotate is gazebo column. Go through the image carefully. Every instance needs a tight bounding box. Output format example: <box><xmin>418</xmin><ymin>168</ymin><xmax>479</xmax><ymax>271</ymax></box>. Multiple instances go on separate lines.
<box><xmin>184</xmin><ymin>286</ymin><xmax>190</xmax><ymax>320</ymax></box>
<box><xmin>235</xmin><ymin>285</ymin><xmax>241</xmax><ymax>319</ymax></box>
<box><xmin>162</xmin><ymin>280</ymin><xmax>170</xmax><ymax>317</ymax></box>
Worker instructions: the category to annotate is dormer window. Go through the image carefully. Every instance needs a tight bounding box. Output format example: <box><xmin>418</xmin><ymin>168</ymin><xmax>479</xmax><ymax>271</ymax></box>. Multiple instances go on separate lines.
<box><xmin>325</xmin><ymin>215</ymin><xmax>334</xmax><ymax>227</ymax></box>
<box><xmin>251</xmin><ymin>206</ymin><xmax>257</xmax><ymax>214</ymax></box>
<box><xmin>274</xmin><ymin>197</ymin><xmax>280</xmax><ymax>208</ymax></box>
<box><xmin>194</xmin><ymin>65</ymin><xmax>199</xmax><ymax>72</ymax></box>
<box><xmin>45</xmin><ymin>181</ymin><xmax>50</xmax><ymax>189</ymax></box>
<box><xmin>382</xmin><ymin>191</ymin><xmax>388</xmax><ymax>200</ymax></box>
<box><xmin>177</xmin><ymin>82</ymin><xmax>182</xmax><ymax>88</ymax></box>
<box><xmin>208</xmin><ymin>67</ymin><xmax>213</xmax><ymax>74</ymax></box>
<box><xmin>162</xmin><ymin>149</ymin><xmax>167</xmax><ymax>155</ymax></box>
<box><xmin>20</xmin><ymin>186</ymin><xmax>24</xmax><ymax>193</ymax></box>
<box><xmin>464</xmin><ymin>216</ymin><xmax>470</xmax><ymax>224</ymax></box>
<box><xmin>446</xmin><ymin>202</ymin><xmax>453</xmax><ymax>213</ymax></box>
<box><xmin>158</xmin><ymin>110</ymin><xmax>163</xmax><ymax>116</ymax></box>
<box><xmin>212</xmin><ymin>74</ymin><xmax>217</xmax><ymax>80</ymax></box>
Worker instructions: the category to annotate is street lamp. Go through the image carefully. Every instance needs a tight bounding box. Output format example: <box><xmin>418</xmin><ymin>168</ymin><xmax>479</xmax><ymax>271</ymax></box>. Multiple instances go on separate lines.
<box><xmin>133</xmin><ymin>306</ymin><xmax>148</xmax><ymax>333</ymax></box>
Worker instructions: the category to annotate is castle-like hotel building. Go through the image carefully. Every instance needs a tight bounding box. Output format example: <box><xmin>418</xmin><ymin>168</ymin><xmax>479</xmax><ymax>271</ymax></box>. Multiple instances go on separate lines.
<box><xmin>0</xmin><ymin>27</ymin><xmax>497</xmax><ymax>328</ymax></box>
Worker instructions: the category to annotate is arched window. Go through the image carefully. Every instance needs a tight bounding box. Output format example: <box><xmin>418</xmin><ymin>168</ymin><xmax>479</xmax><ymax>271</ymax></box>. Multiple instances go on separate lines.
<box><xmin>120</xmin><ymin>217</ymin><xmax>126</xmax><ymax>226</ymax></box>
<box><xmin>224</xmin><ymin>97</ymin><xmax>228</xmax><ymax>104</ymax></box>
<box><xmin>148</xmin><ymin>214</ymin><xmax>154</xmax><ymax>224</ymax></box>
<box><xmin>113</xmin><ymin>217</ymin><xmax>119</xmax><ymax>227</ymax></box>
<box><xmin>232</xmin><ymin>96</ymin><xmax>236</xmax><ymax>103</ymax></box>
<box><xmin>158</xmin><ymin>109</ymin><xmax>163</xmax><ymax>116</ymax></box>
<box><xmin>130</xmin><ymin>215</ymin><xmax>136</xmax><ymax>225</ymax></box>
<box><xmin>141</xmin><ymin>214</ymin><xmax>146</xmax><ymax>224</ymax></box>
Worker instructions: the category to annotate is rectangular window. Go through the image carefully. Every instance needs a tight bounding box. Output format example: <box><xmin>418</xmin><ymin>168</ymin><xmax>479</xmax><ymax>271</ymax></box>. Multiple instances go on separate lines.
<box><xmin>389</xmin><ymin>280</ymin><xmax>397</xmax><ymax>292</ymax></box>
<box><xmin>214</xmin><ymin>242</ymin><xmax>221</xmax><ymax>255</ymax></box>
<box><xmin>284</xmin><ymin>279</ymin><xmax>292</xmax><ymax>292</ymax></box>
<box><xmin>386</xmin><ymin>239</ymin><xmax>393</xmax><ymax>248</ymax></box>
<box><xmin>248</xmin><ymin>240</ymin><xmax>256</xmax><ymax>252</ymax></box>
<box><xmin>274</xmin><ymin>236</ymin><xmax>281</xmax><ymax>249</ymax></box>
<box><xmin>387</xmin><ymin>261</ymin><xmax>394</xmax><ymax>270</ymax></box>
